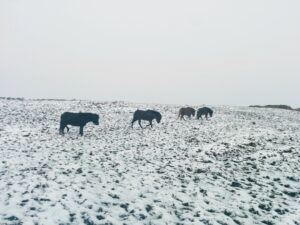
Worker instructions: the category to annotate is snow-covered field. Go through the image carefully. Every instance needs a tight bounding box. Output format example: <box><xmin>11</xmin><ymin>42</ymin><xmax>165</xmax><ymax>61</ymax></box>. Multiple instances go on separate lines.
<box><xmin>0</xmin><ymin>99</ymin><xmax>299</xmax><ymax>225</ymax></box>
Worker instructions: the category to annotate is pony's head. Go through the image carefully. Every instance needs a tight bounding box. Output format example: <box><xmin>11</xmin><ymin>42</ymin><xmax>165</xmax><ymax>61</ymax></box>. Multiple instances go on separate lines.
<box><xmin>92</xmin><ymin>114</ymin><xmax>100</xmax><ymax>125</ymax></box>
<box><xmin>156</xmin><ymin>112</ymin><xmax>162</xmax><ymax>123</ymax></box>
<box><xmin>191</xmin><ymin>109</ymin><xmax>196</xmax><ymax>116</ymax></box>
<box><xmin>196</xmin><ymin>110</ymin><xmax>201</xmax><ymax>119</ymax></box>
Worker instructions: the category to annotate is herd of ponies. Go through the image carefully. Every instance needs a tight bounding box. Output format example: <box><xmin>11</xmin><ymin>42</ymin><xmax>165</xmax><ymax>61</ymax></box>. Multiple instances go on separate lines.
<box><xmin>59</xmin><ymin>106</ymin><xmax>214</xmax><ymax>136</ymax></box>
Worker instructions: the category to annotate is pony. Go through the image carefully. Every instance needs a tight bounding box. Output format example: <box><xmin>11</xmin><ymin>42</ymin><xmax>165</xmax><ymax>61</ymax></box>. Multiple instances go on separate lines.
<box><xmin>177</xmin><ymin>107</ymin><xmax>196</xmax><ymax>120</ymax></box>
<box><xmin>131</xmin><ymin>110</ymin><xmax>162</xmax><ymax>128</ymax></box>
<box><xmin>197</xmin><ymin>107</ymin><xmax>213</xmax><ymax>120</ymax></box>
<box><xmin>59</xmin><ymin>112</ymin><xmax>99</xmax><ymax>136</ymax></box>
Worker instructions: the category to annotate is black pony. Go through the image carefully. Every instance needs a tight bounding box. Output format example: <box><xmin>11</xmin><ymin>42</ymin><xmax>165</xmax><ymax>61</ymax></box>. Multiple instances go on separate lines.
<box><xmin>177</xmin><ymin>107</ymin><xmax>196</xmax><ymax>120</ymax></box>
<box><xmin>197</xmin><ymin>107</ymin><xmax>213</xmax><ymax>120</ymax></box>
<box><xmin>131</xmin><ymin>110</ymin><xmax>162</xmax><ymax>128</ymax></box>
<box><xmin>59</xmin><ymin>112</ymin><xmax>99</xmax><ymax>136</ymax></box>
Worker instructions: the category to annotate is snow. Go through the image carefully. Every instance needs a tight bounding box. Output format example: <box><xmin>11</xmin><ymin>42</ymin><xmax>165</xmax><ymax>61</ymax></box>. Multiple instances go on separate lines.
<box><xmin>0</xmin><ymin>99</ymin><xmax>299</xmax><ymax>225</ymax></box>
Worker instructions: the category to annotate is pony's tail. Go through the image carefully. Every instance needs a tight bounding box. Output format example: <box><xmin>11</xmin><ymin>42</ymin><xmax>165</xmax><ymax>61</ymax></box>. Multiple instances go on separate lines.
<box><xmin>59</xmin><ymin>119</ymin><xmax>65</xmax><ymax>135</ymax></box>
<box><xmin>177</xmin><ymin>109</ymin><xmax>182</xmax><ymax>120</ymax></box>
<box><xmin>59</xmin><ymin>124</ymin><xmax>63</xmax><ymax>135</ymax></box>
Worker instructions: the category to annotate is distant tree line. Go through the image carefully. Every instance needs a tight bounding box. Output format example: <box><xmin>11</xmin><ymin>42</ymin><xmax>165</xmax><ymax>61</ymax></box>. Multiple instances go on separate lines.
<box><xmin>249</xmin><ymin>104</ymin><xmax>299</xmax><ymax>111</ymax></box>
<box><xmin>0</xmin><ymin>97</ymin><xmax>76</xmax><ymax>101</ymax></box>
<box><xmin>0</xmin><ymin>97</ymin><xmax>24</xmax><ymax>101</ymax></box>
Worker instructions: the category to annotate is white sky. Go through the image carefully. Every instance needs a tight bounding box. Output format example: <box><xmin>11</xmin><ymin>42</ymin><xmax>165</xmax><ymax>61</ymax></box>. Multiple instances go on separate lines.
<box><xmin>0</xmin><ymin>0</ymin><xmax>299</xmax><ymax>106</ymax></box>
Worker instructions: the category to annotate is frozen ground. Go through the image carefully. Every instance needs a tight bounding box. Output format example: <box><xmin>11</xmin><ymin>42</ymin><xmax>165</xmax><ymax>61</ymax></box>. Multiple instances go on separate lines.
<box><xmin>0</xmin><ymin>99</ymin><xmax>299</xmax><ymax>225</ymax></box>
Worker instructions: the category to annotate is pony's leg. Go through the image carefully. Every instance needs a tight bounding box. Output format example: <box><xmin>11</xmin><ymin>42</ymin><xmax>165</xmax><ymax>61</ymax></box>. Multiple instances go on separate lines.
<box><xmin>66</xmin><ymin>126</ymin><xmax>70</xmax><ymax>132</ymax></box>
<box><xmin>146</xmin><ymin>120</ymin><xmax>153</xmax><ymax>128</ymax></box>
<box><xmin>59</xmin><ymin>123</ymin><xmax>65</xmax><ymax>135</ymax></box>
<box><xmin>131</xmin><ymin>119</ymin><xmax>136</xmax><ymax>128</ymax></box>
<box><xmin>79</xmin><ymin>126</ymin><xmax>84</xmax><ymax>136</ymax></box>
<box><xmin>138</xmin><ymin>120</ymin><xmax>143</xmax><ymax>129</ymax></box>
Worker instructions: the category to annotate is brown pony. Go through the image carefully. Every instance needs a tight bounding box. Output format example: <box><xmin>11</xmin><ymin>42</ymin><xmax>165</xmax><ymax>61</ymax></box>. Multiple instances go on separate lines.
<box><xmin>177</xmin><ymin>107</ymin><xmax>196</xmax><ymax>120</ymax></box>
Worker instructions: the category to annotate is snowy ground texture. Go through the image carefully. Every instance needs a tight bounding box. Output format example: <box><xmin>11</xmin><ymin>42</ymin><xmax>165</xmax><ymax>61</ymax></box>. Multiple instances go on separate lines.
<box><xmin>0</xmin><ymin>99</ymin><xmax>300</xmax><ymax>225</ymax></box>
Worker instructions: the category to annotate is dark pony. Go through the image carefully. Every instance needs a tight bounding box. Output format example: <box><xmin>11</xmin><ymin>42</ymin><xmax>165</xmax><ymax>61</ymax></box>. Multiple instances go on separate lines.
<box><xmin>177</xmin><ymin>107</ymin><xmax>195</xmax><ymax>120</ymax></box>
<box><xmin>59</xmin><ymin>112</ymin><xmax>99</xmax><ymax>136</ymax></box>
<box><xmin>131</xmin><ymin>110</ymin><xmax>162</xmax><ymax>128</ymax></box>
<box><xmin>197</xmin><ymin>107</ymin><xmax>213</xmax><ymax>120</ymax></box>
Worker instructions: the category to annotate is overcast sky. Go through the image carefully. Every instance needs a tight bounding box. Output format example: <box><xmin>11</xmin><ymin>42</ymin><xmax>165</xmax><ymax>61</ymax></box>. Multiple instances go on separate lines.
<box><xmin>0</xmin><ymin>0</ymin><xmax>299</xmax><ymax>106</ymax></box>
